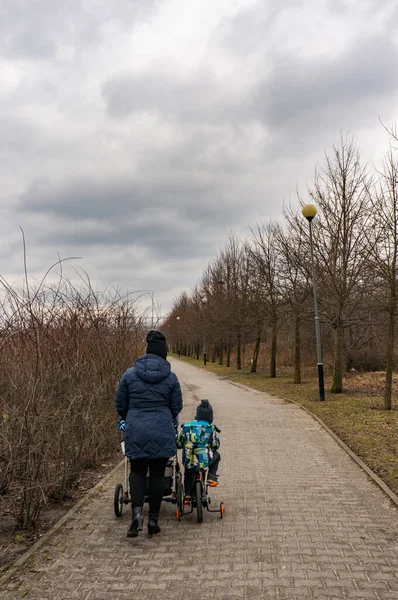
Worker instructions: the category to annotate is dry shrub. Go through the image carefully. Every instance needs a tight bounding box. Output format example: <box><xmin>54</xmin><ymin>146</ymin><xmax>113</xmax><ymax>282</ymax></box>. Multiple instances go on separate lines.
<box><xmin>0</xmin><ymin>251</ymin><xmax>145</xmax><ymax>528</ymax></box>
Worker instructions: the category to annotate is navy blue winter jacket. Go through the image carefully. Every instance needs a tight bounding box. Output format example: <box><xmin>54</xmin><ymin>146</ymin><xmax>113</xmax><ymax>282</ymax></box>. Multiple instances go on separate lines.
<box><xmin>115</xmin><ymin>354</ymin><xmax>183</xmax><ymax>460</ymax></box>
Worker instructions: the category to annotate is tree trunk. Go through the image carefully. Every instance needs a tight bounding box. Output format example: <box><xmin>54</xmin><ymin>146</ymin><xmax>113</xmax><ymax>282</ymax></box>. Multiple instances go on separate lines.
<box><xmin>294</xmin><ymin>314</ymin><xmax>301</xmax><ymax>384</ymax></box>
<box><xmin>218</xmin><ymin>336</ymin><xmax>224</xmax><ymax>365</ymax></box>
<box><xmin>226</xmin><ymin>336</ymin><xmax>231</xmax><ymax>367</ymax></box>
<box><xmin>237</xmin><ymin>333</ymin><xmax>241</xmax><ymax>370</ymax></box>
<box><xmin>270</xmin><ymin>321</ymin><xmax>277</xmax><ymax>378</ymax></box>
<box><xmin>384</xmin><ymin>302</ymin><xmax>396</xmax><ymax>410</ymax></box>
<box><xmin>211</xmin><ymin>342</ymin><xmax>217</xmax><ymax>363</ymax></box>
<box><xmin>251</xmin><ymin>327</ymin><xmax>261</xmax><ymax>373</ymax></box>
<box><xmin>331</xmin><ymin>320</ymin><xmax>343</xmax><ymax>393</ymax></box>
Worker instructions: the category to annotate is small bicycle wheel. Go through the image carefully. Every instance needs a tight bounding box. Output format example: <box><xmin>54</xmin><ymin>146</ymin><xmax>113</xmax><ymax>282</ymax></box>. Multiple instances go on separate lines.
<box><xmin>176</xmin><ymin>472</ymin><xmax>184</xmax><ymax>513</ymax></box>
<box><xmin>220</xmin><ymin>502</ymin><xmax>225</xmax><ymax>519</ymax></box>
<box><xmin>114</xmin><ymin>483</ymin><xmax>124</xmax><ymax>518</ymax></box>
<box><xmin>195</xmin><ymin>480</ymin><xmax>203</xmax><ymax>523</ymax></box>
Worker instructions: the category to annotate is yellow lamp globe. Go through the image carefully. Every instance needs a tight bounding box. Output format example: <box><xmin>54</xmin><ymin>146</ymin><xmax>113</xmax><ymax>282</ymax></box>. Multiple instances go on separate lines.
<box><xmin>302</xmin><ymin>204</ymin><xmax>317</xmax><ymax>220</ymax></box>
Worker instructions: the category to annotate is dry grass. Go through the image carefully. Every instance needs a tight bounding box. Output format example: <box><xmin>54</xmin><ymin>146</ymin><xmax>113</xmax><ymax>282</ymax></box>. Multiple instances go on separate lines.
<box><xmin>173</xmin><ymin>355</ymin><xmax>398</xmax><ymax>497</ymax></box>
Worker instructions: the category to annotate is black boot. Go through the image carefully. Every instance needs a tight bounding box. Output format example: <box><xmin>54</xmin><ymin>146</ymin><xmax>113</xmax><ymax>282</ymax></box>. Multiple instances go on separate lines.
<box><xmin>127</xmin><ymin>507</ymin><xmax>143</xmax><ymax>538</ymax></box>
<box><xmin>147</xmin><ymin>514</ymin><xmax>160</xmax><ymax>538</ymax></box>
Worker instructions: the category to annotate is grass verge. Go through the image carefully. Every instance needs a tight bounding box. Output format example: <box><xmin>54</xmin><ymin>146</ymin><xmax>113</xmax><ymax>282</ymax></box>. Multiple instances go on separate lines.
<box><xmin>172</xmin><ymin>354</ymin><xmax>398</xmax><ymax>497</ymax></box>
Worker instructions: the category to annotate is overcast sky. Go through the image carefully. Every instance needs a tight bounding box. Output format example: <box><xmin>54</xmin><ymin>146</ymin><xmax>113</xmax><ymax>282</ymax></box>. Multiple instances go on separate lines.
<box><xmin>1</xmin><ymin>0</ymin><xmax>398</xmax><ymax>318</ymax></box>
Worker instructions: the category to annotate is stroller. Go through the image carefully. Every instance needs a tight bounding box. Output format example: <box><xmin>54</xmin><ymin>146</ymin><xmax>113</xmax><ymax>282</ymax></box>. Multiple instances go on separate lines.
<box><xmin>114</xmin><ymin>419</ymin><xmax>184</xmax><ymax>518</ymax></box>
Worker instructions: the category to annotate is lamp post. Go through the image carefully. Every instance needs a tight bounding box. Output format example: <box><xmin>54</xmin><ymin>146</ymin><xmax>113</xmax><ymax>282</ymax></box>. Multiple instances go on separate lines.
<box><xmin>176</xmin><ymin>316</ymin><xmax>181</xmax><ymax>356</ymax></box>
<box><xmin>199</xmin><ymin>297</ymin><xmax>207</xmax><ymax>365</ymax></box>
<box><xmin>302</xmin><ymin>203</ymin><xmax>325</xmax><ymax>401</ymax></box>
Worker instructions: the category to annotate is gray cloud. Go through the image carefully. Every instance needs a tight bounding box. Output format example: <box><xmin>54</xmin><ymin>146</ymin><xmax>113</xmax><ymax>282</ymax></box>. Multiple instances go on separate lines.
<box><xmin>101</xmin><ymin>66</ymin><xmax>246</xmax><ymax>125</ymax></box>
<box><xmin>2</xmin><ymin>0</ymin><xmax>398</xmax><ymax>312</ymax></box>
<box><xmin>253</xmin><ymin>35</ymin><xmax>398</xmax><ymax>132</ymax></box>
<box><xmin>217</xmin><ymin>0</ymin><xmax>306</xmax><ymax>57</ymax></box>
<box><xmin>18</xmin><ymin>173</ymin><xmax>222</xmax><ymax>220</ymax></box>
<box><xmin>17</xmin><ymin>170</ymin><xmax>251</xmax><ymax>261</ymax></box>
<box><xmin>0</xmin><ymin>0</ymin><xmax>160</xmax><ymax>60</ymax></box>
<box><xmin>38</xmin><ymin>223</ymin><xmax>216</xmax><ymax>261</ymax></box>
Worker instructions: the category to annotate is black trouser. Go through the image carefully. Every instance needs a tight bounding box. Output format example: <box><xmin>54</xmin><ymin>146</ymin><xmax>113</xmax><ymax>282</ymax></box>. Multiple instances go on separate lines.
<box><xmin>184</xmin><ymin>450</ymin><xmax>221</xmax><ymax>496</ymax></box>
<box><xmin>209</xmin><ymin>450</ymin><xmax>221</xmax><ymax>477</ymax></box>
<box><xmin>129</xmin><ymin>458</ymin><xmax>168</xmax><ymax>515</ymax></box>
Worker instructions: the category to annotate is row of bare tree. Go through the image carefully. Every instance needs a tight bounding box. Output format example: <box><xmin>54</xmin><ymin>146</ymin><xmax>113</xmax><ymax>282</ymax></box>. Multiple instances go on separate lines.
<box><xmin>164</xmin><ymin>134</ymin><xmax>398</xmax><ymax>411</ymax></box>
<box><xmin>0</xmin><ymin>251</ymin><xmax>146</xmax><ymax>528</ymax></box>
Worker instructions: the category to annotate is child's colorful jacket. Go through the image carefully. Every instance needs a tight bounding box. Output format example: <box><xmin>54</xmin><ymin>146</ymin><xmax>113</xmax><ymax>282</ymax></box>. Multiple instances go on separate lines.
<box><xmin>176</xmin><ymin>419</ymin><xmax>220</xmax><ymax>470</ymax></box>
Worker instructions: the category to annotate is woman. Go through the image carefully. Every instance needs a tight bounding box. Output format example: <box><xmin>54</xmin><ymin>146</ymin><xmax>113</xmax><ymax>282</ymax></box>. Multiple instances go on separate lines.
<box><xmin>115</xmin><ymin>330</ymin><xmax>183</xmax><ymax>538</ymax></box>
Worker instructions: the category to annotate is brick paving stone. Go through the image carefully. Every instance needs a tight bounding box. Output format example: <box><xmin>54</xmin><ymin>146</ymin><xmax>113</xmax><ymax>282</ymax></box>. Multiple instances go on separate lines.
<box><xmin>1</xmin><ymin>359</ymin><xmax>398</xmax><ymax>600</ymax></box>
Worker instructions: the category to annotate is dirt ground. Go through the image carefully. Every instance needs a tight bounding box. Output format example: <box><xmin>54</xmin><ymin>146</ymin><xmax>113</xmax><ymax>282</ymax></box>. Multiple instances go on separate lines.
<box><xmin>344</xmin><ymin>370</ymin><xmax>398</xmax><ymax>400</ymax></box>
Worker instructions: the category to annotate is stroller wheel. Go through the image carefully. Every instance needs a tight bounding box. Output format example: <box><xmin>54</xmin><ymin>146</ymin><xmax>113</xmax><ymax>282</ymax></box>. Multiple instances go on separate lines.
<box><xmin>176</xmin><ymin>472</ymin><xmax>184</xmax><ymax>514</ymax></box>
<box><xmin>195</xmin><ymin>480</ymin><xmax>203</xmax><ymax>523</ymax></box>
<box><xmin>114</xmin><ymin>483</ymin><xmax>124</xmax><ymax>518</ymax></box>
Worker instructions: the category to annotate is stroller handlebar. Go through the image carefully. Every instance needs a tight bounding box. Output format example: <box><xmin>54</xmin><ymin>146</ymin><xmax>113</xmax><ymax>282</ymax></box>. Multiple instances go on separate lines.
<box><xmin>118</xmin><ymin>417</ymin><xmax>179</xmax><ymax>436</ymax></box>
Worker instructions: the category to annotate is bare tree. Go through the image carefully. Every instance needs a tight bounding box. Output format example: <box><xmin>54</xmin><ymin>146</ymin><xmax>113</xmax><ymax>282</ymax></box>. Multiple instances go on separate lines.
<box><xmin>276</xmin><ymin>217</ymin><xmax>312</xmax><ymax>383</ymax></box>
<box><xmin>219</xmin><ymin>238</ymin><xmax>252</xmax><ymax>369</ymax></box>
<box><xmin>370</xmin><ymin>150</ymin><xmax>398</xmax><ymax>409</ymax></box>
<box><xmin>309</xmin><ymin>136</ymin><xmax>373</xmax><ymax>393</ymax></box>
<box><xmin>249</xmin><ymin>222</ymin><xmax>283</xmax><ymax>378</ymax></box>
<box><xmin>241</xmin><ymin>241</ymin><xmax>266</xmax><ymax>373</ymax></box>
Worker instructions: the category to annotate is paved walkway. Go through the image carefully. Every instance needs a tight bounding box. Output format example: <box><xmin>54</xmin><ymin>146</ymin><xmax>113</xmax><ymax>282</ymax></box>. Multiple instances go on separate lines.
<box><xmin>1</xmin><ymin>359</ymin><xmax>398</xmax><ymax>600</ymax></box>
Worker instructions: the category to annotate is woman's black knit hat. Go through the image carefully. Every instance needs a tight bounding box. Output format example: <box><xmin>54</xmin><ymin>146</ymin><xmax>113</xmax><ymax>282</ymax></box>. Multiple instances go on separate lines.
<box><xmin>195</xmin><ymin>399</ymin><xmax>213</xmax><ymax>423</ymax></box>
<box><xmin>146</xmin><ymin>330</ymin><xmax>168</xmax><ymax>359</ymax></box>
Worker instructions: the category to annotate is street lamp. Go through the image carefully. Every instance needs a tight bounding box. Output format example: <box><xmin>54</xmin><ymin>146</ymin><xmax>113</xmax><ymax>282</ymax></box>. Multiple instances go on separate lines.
<box><xmin>202</xmin><ymin>305</ymin><xmax>207</xmax><ymax>366</ymax></box>
<box><xmin>302</xmin><ymin>203</ymin><xmax>325</xmax><ymax>401</ymax></box>
<box><xmin>176</xmin><ymin>316</ymin><xmax>181</xmax><ymax>356</ymax></box>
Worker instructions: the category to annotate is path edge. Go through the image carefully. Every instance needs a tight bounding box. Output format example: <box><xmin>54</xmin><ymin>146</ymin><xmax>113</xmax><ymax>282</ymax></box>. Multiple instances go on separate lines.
<box><xmin>0</xmin><ymin>458</ymin><xmax>125</xmax><ymax>588</ymax></box>
<box><xmin>227</xmin><ymin>379</ymin><xmax>398</xmax><ymax>508</ymax></box>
